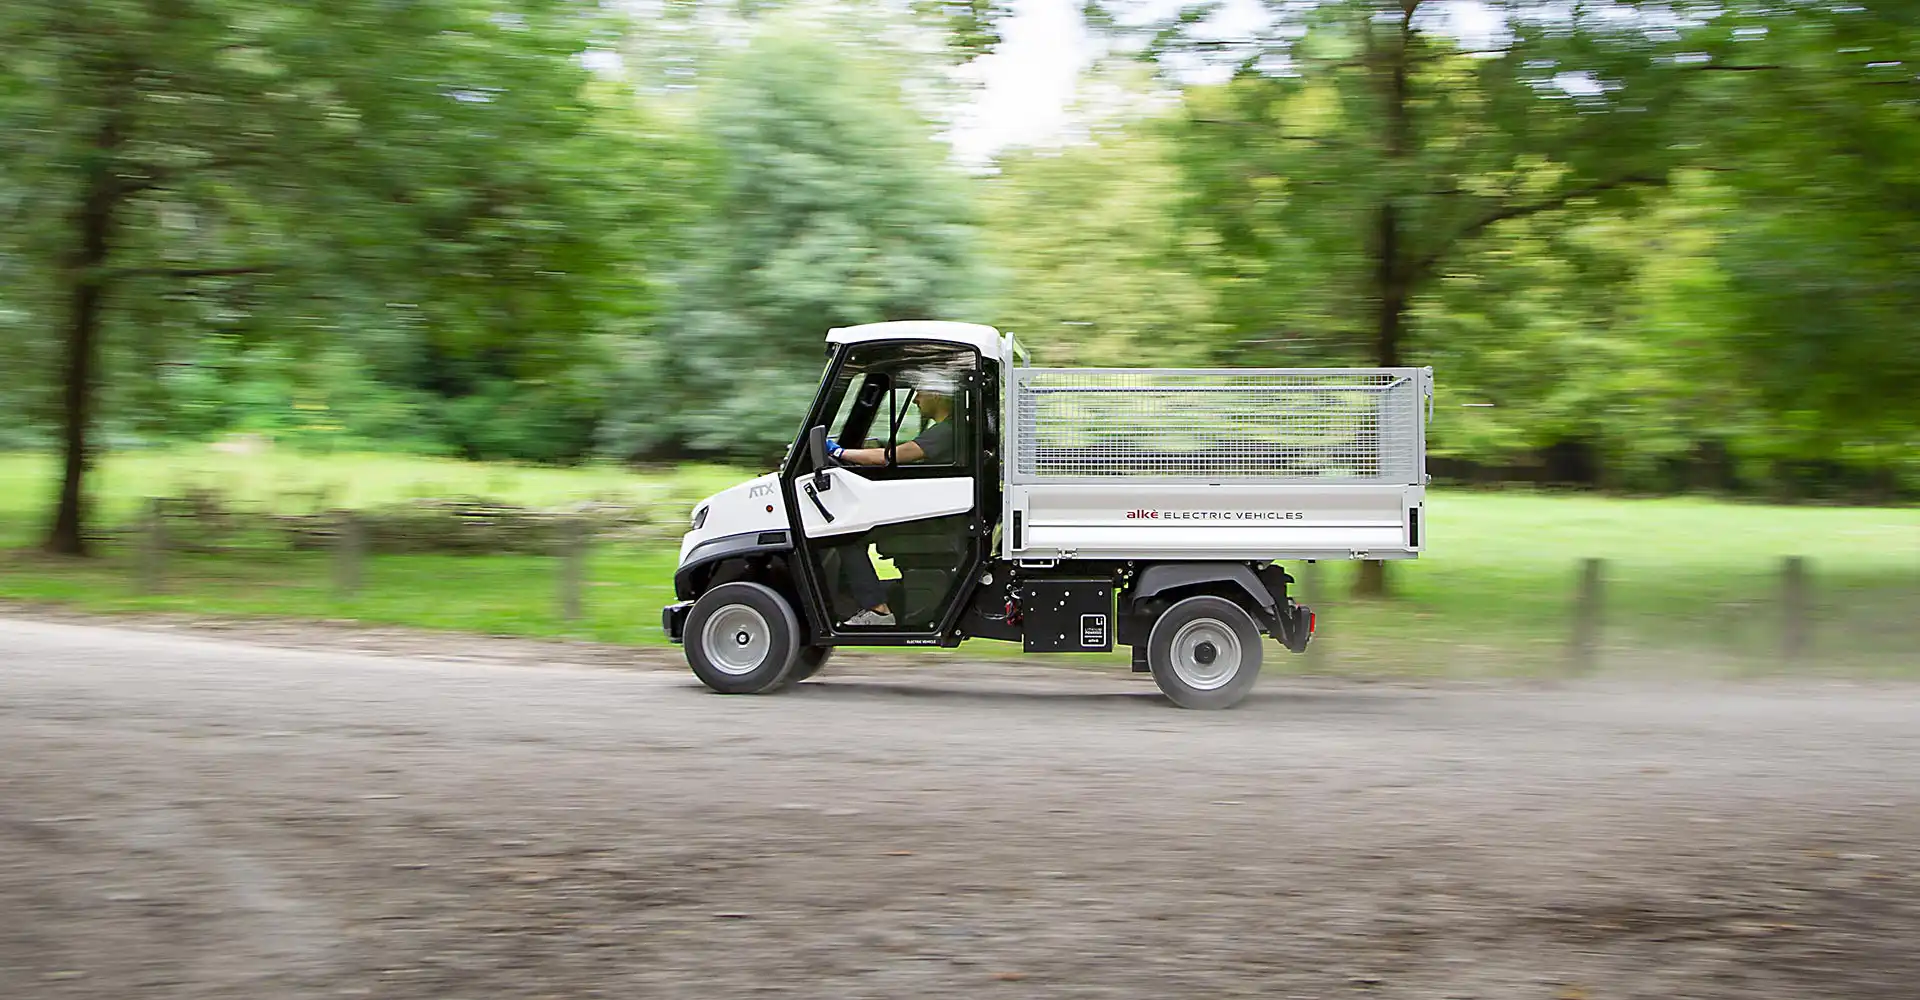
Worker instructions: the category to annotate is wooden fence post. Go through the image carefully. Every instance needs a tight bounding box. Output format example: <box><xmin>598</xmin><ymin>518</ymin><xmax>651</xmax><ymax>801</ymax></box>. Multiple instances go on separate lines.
<box><xmin>1570</xmin><ymin>558</ymin><xmax>1604</xmax><ymax>674</ymax></box>
<box><xmin>558</xmin><ymin>518</ymin><xmax>587</xmax><ymax>622</ymax></box>
<box><xmin>333</xmin><ymin>511</ymin><xmax>363</xmax><ymax>599</ymax></box>
<box><xmin>1782</xmin><ymin>555</ymin><xmax>1809</xmax><ymax>664</ymax></box>
<box><xmin>137</xmin><ymin>498</ymin><xmax>166</xmax><ymax>595</ymax></box>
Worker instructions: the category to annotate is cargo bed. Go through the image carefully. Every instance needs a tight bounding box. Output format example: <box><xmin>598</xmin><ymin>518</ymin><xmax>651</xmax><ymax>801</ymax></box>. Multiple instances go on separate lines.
<box><xmin>1001</xmin><ymin>367</ymin><xmax>1431</xmax><ymax>562</ymax></box>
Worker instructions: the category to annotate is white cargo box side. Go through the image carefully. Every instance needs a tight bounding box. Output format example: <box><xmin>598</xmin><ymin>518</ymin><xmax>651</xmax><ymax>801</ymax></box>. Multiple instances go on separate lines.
<box><xmin>1001</xmin><ymin>367</ymin><xmax>1430</xmax><ymax>562</ymax></box>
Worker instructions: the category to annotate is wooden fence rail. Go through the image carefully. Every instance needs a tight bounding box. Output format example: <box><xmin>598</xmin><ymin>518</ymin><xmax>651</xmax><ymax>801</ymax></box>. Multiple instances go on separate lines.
<box><xmin>123</xmin><ymin>499</ymin><xmax>1825</xmax><ymax>659</ymax></box>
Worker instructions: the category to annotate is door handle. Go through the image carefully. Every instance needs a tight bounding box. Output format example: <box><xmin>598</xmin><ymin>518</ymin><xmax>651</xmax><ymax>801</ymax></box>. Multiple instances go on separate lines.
<box><xmin>803</xmin><ymin>482</ymin><xmax>835</xmax><ymax>523</ymax></box>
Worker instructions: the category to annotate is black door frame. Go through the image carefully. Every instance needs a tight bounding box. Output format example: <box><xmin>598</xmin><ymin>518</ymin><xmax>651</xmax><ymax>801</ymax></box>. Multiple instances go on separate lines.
<box><xmin>779</xmin><ymin>339</ymin><xmax>993</xmax><ymax>647</ymax></box>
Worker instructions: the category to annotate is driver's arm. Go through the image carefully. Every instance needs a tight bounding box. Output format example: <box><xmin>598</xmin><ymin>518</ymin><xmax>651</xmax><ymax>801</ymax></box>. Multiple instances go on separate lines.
<box><xmin>835</xmin><ymin>441</ymin><xmax>927</xmax><ymax>466</ymax></box>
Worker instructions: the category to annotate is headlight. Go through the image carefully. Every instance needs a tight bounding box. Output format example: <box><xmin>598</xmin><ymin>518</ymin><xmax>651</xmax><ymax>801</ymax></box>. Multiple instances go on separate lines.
<box><xmin>691</xmin><ymin>505</ymin><xmax>709</xmax><ymax>530</ymax></box>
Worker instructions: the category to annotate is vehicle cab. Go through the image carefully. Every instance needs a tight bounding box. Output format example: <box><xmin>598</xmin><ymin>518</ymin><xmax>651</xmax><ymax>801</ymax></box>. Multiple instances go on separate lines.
<box><xmin>666</xmin><ymin>321</ymin><xmax>1011</xmax><ymax>650</ymax></box>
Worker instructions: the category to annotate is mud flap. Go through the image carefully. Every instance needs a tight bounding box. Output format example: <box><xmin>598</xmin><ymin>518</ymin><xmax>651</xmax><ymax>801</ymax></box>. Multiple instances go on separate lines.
<box><xmin>1255</xmin><ymin>564</ymin><xmax>1313</xmax><ymax>653</ymax></box>
<box><xmin>1279</xmin><ymin>602</ymin><xmax>1314</xmax><ymax>654</ymax></box>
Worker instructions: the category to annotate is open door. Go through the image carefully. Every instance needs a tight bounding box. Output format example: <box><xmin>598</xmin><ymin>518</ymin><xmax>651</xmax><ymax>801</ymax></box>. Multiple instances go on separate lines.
<box><xmin>787</xmin><ymin>341</ymin><xmax>984</xmax><ymax>640</ymax></box>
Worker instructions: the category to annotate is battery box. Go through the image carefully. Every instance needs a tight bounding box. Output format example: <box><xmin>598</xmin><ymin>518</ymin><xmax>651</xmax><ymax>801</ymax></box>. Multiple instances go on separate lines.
<box><xmin>1021</xmin><ymin>578</ymin><xmax>1114</xmax><ymax>653</ymax></box>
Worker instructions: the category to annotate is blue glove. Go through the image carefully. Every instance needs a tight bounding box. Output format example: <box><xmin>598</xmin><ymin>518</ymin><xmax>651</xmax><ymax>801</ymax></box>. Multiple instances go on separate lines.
<box><xmin>824</xmin><ymin>438</ymin><xmax>845</xmax><ymax>459</ymax></box>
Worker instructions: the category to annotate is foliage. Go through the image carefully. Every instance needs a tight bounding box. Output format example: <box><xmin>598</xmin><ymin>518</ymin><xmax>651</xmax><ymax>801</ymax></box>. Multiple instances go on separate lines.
<box><xmin>1683</xmin><ymin>1</ymin><xmax>1920</xmax><ymax>490</ymax></box>
<box><xmin>602</xmin><ymin>22</ymin><xmax>983</xmax><ymax>464</ymax></box>
<box><xmin>915</xmin><ymin>0</ymin><xmax>1014</xmax><ymax>60</ymax></box>
<box><xmin>1</xmin><ymin>0</ymin><xmax>1915</xmax><ymax>533</ymax></box>
<box><xmin>0</xmin><ymin>0</ymin><xmax>670</xmax><ymax>549</ymax></box>
<box><xmin>1407</xmin><ymin>2</ymin><xmax>1920</xmax><ymax>496</ymax></box>
<box><xmin>0</xmin><ymin>449</ymin><xmax>752</xmax><ymax>540</ymax></box>
<box><xmin>981</xmin><ymin>121</ymin><xmax>1225</xmax><ymax>366</ymax></box>
<box><xmin>1155</xmin><ymin>1</ymin><xmax>1693</xmax><ymax>359</ymax></box>
<box><xmin>1093</xmin><ymin>0</ymin><xmax>1919</xmax><ymax>498</ymax></box>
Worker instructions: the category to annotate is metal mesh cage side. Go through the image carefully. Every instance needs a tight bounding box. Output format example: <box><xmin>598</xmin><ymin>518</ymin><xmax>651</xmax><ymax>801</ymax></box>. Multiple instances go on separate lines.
<box><xmin>1009</xmin><ymin>369</ymin><xmax>1424</xmax><ymax>484</ymax></box>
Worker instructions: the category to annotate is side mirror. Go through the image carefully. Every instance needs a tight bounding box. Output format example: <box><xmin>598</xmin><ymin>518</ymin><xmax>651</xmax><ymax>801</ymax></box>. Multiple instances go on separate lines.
<box><xmin>806</xmin><ymin>425</ymin><xmax>831</xmax><ymax>489</ymax></box>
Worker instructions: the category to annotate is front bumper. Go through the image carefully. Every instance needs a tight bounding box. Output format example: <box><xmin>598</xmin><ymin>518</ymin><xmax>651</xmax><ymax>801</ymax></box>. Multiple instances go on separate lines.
<box><xmin>662</xmin><ymin>601</ymin><xmax>693</xmax><ymax>644</ymax></box>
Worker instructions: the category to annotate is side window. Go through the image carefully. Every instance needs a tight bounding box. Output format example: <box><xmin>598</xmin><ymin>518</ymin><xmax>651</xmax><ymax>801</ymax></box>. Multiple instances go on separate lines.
<box><xmin>880</xmin><ymin>349</ymin><xmax>970</xmax><ymax>471</ymax></box>
<box><xmin>898</xmin><ymin>386</ymin><xmax>960</xmax><ymax>468</ymax></box>
<box><xmin>809</xmin><ymin>342</ymin><xmax>975</xmax><ymax>475</ymax></box>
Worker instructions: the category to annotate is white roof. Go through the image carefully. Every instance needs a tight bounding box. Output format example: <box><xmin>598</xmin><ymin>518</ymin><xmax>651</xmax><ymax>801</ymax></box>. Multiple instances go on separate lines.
<box><xmin>826</xmin><ymin>321</ymin><xmax>1005</xmax><ymax>359</ymax></box>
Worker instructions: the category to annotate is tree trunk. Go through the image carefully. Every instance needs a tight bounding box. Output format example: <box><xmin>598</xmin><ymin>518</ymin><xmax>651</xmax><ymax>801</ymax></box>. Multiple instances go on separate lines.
<box><xmin>1354</xmin><ymin>3</ymin><xmax>1417</xmax><ymax>600</ymax></box>
<box><xmin>1373</xmin><ymin>204</ymin><xmax>1406</xmax><ymax>371</ymax></box>
<box><xmin>1358</xmin><ymin>203</ymin><xmax>1410</xmax><ymax>600</ymax></box>
<box><xmin>47</xmin><ymin>110</ymin><xmax>126</xmax><ymax>556</ymax></box>
<box><xmin>1353</xmin><ymin>558</ymin><xmax>1387</xmax><ymax>599</ymax></box>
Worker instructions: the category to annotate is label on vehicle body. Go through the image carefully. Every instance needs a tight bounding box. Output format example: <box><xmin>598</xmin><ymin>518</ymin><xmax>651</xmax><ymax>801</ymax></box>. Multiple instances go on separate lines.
<box><xmin>1125</xmin><ymin>509</ymin><xmax>1306</xmax><ymax>521</ymax></box>
<box><xmin>1080</xmin><ymin>614</ymin><xmax>1108</xmax><ymax>647</ymax></box>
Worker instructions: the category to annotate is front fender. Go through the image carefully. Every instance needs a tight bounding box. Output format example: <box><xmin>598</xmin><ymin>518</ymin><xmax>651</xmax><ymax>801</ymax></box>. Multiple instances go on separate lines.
<box><xmin>672</xmin><ymin>530</ymin><xmax>793</xmax><ymax>601</ymax></box>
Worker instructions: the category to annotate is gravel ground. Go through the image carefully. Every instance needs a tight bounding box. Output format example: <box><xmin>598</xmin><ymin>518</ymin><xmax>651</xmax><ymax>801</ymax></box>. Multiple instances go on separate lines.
<box><xmin>3</xmin><ymin>614</ymin><xmax>1918</xmax><ymax>999</ymax></box>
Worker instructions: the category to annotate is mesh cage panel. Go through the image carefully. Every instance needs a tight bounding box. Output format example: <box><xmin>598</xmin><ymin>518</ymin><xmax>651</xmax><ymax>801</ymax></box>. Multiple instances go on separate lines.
<box><xmin>1010</xmin><ymin>369</ymin><xmax>1425</xmax><ymax>484</ymax></box>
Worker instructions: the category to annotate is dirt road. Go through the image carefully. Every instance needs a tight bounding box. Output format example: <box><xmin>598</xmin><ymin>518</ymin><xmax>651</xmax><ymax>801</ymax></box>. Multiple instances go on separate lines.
<box><xmin>3</xmin><ymin>617</ymin><xmax>1917</xmax><ymax>999</ymax></box>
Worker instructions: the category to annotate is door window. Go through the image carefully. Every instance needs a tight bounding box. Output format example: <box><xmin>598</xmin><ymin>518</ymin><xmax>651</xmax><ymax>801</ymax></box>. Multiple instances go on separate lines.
<box><xmin>808</xmin><ymin>343</ymin><xmax>974</xmax><ymax>475</ymax></box>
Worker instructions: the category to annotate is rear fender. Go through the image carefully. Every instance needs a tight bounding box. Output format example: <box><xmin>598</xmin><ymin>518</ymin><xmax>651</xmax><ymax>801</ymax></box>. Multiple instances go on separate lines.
<box><xmin>1122</xmin><ymin>563</ymin><xmax>1279</xmax><ymax>647</ymax></box>
<box><xmin>1124</xmin><ymin>563</ymin><xmax>1315</xmax><ymax>651</ymax></box>
<box><xmin>1129</xmin><ymin>563</ymin><xmax>1277</xmax><ymax>616</ymax></box>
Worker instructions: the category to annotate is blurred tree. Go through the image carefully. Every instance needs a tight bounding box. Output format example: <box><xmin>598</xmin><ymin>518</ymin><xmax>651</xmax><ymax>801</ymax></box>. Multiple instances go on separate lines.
<box><xmin>1142</xmin><ymin>0</ymin><xmax>1696</xmax><ymax>592</ymax></box>
<box><xmin>1681</xmin><ymin>1</ymin><xmax>1920</xmax><ymax>497</ymax></box>
<box><xmin>1418</xmin><ymin>171</ymin><xmax>1759</xmax><ymax>490</ymax></box>
<box><xmin>1146</xmin><ymin>0</ymin><xmax>1920</xmax><ymax>506</ymax></box>
<box><xmin>982</xmin><ymin>118</ymin><xmax>1225</xmax><ymax>366</ymax></box>
<box><xmin>916</xmin><ymin>0</ymin><xmax>1015</xmax><ymax>60</ymax></box>
<box><xmin>0</xmin><ymin>0</ymin><xmax>657</xmax><ymax>553</ymax></box>
<box><xmin>604</xmin><ymin>23</ymin><xmax>982</xmax><ymax>463</ymax></box>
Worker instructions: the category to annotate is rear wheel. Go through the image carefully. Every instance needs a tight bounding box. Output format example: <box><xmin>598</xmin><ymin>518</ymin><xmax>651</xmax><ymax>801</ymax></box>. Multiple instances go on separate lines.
<box><xmin>684</xmin><ymin>582</ymin><xmax>802</xmax><ymax>694</ymax></box>
<box><xmin>1147</xmin><ymin>595</ymin><xmax>1263</xmax><ymax>710</ymax></box>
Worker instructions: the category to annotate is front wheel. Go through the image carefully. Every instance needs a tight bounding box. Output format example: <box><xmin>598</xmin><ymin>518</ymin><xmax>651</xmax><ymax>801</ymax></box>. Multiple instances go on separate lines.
<box><xmin>1147</xmin><ymin>595</ymin><xmax>1264</xmax><ymax>710</ymax></box>
<box><xmin>789</xmin><ymin>646</ymin><xmax>833</xmax><ymax>683</ymax></box>
<box><xmin>770</xmin><ymin>646</ymin><xmax>833</xmax><ymax>691</ymax></box>
<box><xmin>684</xmin><ymin>582</ymin><xmax>803</xmax><ymax>694</ymax></box>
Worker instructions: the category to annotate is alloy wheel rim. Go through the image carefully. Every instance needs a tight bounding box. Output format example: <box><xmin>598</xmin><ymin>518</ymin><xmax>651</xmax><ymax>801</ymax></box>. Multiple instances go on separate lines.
<box><xmin>1169</xmin><ymin>617</ymin><xmax>1242</xmax><ymax>690</ymax></box>
<box><xmin>703</xmin><ymin>605</ymin><xmax>772</xmax><ymax>676</ymax></box>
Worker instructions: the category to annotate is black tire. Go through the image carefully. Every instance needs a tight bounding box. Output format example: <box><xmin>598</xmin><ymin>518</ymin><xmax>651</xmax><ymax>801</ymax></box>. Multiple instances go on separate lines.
<box><xmin>790</xmin><ymin>646</ymin><xmax>833</xmax><ymax>683</ymax></box>
<box><xmin>1147</xmin><ymin>595</ymin><xmax>1264</xmax><ymax>710</ymax></box>
<box><xmin>684</xmin><ymin>582</ymin><xmax>803</xmax><ymax>694</ymax></box>
<box><xmin>768</xmin><ymin>646</ymin><xmax>833</xmax><ymax>691</ymax></box>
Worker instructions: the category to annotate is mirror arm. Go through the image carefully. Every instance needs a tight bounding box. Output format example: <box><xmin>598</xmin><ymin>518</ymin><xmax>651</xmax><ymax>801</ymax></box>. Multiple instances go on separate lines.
<box><xmin>806</xmin><ymin>425</ymin><xmax>832</xmax><ymax>490</ymax></box>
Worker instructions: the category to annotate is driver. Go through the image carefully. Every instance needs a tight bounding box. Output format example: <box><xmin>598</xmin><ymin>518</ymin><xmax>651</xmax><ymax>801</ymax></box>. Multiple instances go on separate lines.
<box><xmin>829</xmin><ymin>390</ymin><xmax>955</xmax><ymax>467</ymax></box>
<box><xmin>823</xmin><ymin>390</ymin><xmax>955</xmax><ymax>627</ymax></box>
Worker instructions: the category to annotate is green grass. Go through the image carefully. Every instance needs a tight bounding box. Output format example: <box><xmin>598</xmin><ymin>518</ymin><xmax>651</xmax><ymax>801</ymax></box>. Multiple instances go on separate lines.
<box><xmin>0</xmin><ymin>543</ymin><xmax>687</xmax><ymax>645</ymax></box>
<box><xmin>0</xmin><ymin>449</ymin><xmax>749</xmax><ymax>544</ymax></box>
<box><xmin>1318</xmin><ymin>492</ymin><xmax>1920</xmax><ymax>676</ymax></box>
<box><xmin>1</xmin><ymin>449</ymin><xmax>1915</xmax><ymax>675</ymax></box>
<box><xmin>0</xmin><ymin>448</ymin><xmax>740</xmax><ymax>644</ymax></box>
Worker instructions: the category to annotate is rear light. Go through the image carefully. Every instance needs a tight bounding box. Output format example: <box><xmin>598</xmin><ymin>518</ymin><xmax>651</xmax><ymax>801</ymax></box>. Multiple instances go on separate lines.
<box><xmin>1308</xmin><ymin>611</ymin><xmax>1316</xmax><ymax>635</ymax></box>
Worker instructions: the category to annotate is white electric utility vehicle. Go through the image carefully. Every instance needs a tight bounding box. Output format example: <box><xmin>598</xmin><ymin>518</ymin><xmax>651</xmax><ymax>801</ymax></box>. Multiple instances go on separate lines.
<box><xmin>663</xmin><ymin>321</ymin><xmax>1431</xmax><ymax>709</ymax></box>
